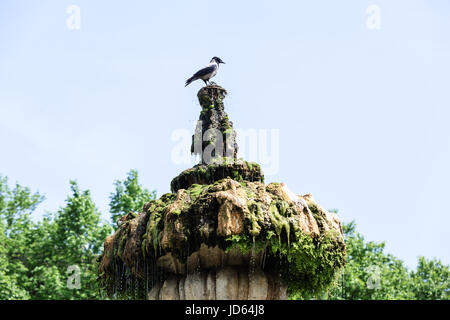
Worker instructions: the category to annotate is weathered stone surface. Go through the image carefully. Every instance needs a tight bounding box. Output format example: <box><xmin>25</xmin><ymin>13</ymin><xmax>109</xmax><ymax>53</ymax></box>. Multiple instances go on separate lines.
<box><xmin>185</xmin><ymin>272</ymin><xmax>207</xmax><ymax>300</ymax></box>
<box><xmin>144</xmin><ymin>267</ymin><xmax>286</xmax><ymax>300</ymax></box>
<box><xmin>248</xmin><ymin>269</ymin><xmax>268</xmax><ymax>300</ymax></box>
<box><xmin>216</xmin><ymin>185</ymin><xmax>247</xmax><ymax>237</ymax></box>
<box><xmin>303</xmin><ymin>194</ymin><xmax>343</xmax><ymax>236</ymax></box>
<box><xmin>178</xmin><ymin>277</ymin><xmax>186</xmax><ymax>300</ymax></box>
<box><xmin>187</xmin><ymin>251</ymin><xmax>201</xmax><ymax>274</ymax></box>
<box><xmin>205</xmin><ymin>270</ymin><xmax>216</xmax><ymax>300</ymax></box>
<box><xmin>151</xmin><ymin>179</ymin><xmax>343</xmax><ymax>259</ymax></box>
<box><xmin>226</xmin><ymin>247</ymin><xmax>245</xmax><ymax>266</ymax></box>
<box><xmin>99</xmin><ymin>178</ymin><xmax>346</xmax><ymax>299</ymax></box>
<box><xmin>170</xmin><ymin>159</ymin><xmax>263</xmax><ymax>192</ymax></box>
<box><xmin>216</xmin><ymin>267</ymin><xmax>239</xmax><ymax>300</ymax></box>
<box><xmin>191</xmin><ymin>85</ymin><xmax>238</xmax><ymax>164</ymax></box>
<box><xmin>98</xmin><ymin>235</ymin><xmax>114</xmax><ymax>278</ymax></box>
<box><xmin>199</xmin><ymin>244</ymin><xmax>223</xmax><ymax>269</ymax></box>
<box><xmin>147</xmin><ymin>282</ymin><xmax>162</xmax><ymax>300</ymax></box>
<box><xmin>237</xmin><ymin>267</ymin><xmax>249</xmax><ymax>300</ymax></box>
<box><xmin>159</xmin><ymin>276</ymin><xmax>180</xmax><ymax>300</ymax></box>
<box><xmin>157</xmin><ymin>253</ymin><xmax>184</xmax><ymax>274</ymax></box>
<box><xmin>266</xmin><ymin>273</ymin><xmax>288</xmax><ymax>300</ymax></box>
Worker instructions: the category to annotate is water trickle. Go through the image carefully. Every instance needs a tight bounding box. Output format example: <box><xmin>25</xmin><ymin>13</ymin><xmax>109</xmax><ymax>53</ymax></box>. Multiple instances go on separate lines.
<box><xmin>119</xmin><ymin>262</ymin><xmax>125</xmax><ymax>293</ymax></box>
<box><xmin>145</xmin><ymin>261</ymin><xmax>149</xmax><ymax>297</ymax></box>
<box><xmin>249</xmin><ymin>242</ymin><xmax>256</xmax><ymax>281</ymax></box>
<box><xmin>279</xmin><ymin>259</ymin><xmax>282</xmax><ymax>289</ymax></box>
<box><xmin>134</xmin><ymin>258</ymin><xmax>138</xmax><ymax>299</ymax></box>
<box><xmin>262</xmin><ymin>246</ymin><xmax>267</xmax><ymax>270</ymax></box>
<box><xmin>196</xmin><ymin>254</ymin><xmax>201</xmax><ymax>274</ymax></box>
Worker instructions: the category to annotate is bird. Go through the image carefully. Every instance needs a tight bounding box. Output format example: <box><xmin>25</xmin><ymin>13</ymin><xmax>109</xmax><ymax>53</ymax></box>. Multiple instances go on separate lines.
<box><xmin>185</xmin><ymin>57</ymin><xmax>225</xmax><ymax>87</ymax></box>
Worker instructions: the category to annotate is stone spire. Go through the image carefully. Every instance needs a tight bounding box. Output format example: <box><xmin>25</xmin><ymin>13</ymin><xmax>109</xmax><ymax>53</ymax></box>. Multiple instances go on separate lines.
<box><xmin>191</xmin><ymin>85</ymin><xmax>238</xmax><ymax>164</ymax></box>
<box><xmin>171</xmin><ymin>85</ymin><xmax>263</xmax><ymax>193</ymax></box>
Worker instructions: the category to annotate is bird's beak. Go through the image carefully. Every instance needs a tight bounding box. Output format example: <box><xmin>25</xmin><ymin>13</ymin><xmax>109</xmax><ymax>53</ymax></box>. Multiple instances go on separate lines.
<box><xmin>221</xmin><ymin>61</ymin><xmax>225</xmax><ymax>64</ymax></box>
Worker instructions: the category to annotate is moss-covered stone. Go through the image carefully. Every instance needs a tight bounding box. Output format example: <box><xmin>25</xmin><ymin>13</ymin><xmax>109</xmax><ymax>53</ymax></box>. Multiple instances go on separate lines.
<box><xmin>170</xmin><ymin>158</ymin><xmax>264</xmax><ymax>192</ymax></box>
<box><xmin>191</xmin><ymin>85</ymin><xmax>238</xmax><ymax>163</ymax></box>
<box><xmin>97</xmin><ymin>84</ymin><xmax>346</xmax><ymax>300</ymax></box>
<box><xmin>98</xmin><ymin>179</ymin><xmax>346</xmax><ymax>298</ymax></box>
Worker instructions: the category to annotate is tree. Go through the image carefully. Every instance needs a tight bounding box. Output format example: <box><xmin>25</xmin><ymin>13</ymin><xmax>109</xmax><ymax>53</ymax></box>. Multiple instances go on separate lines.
<box><xmin>29</xmin><ymin>181</ymin><xmax>112</xmax><ymax>299</ymax></box>
<box><xmin>411</xmin><ymin>256</ymin><xmax>449</xmax><ymax>300</ymax></box>
<box><xmin>328</xmin><ymin>221</ymin><xmax>412</xmax><ymax>299</ymax></box>
<box><xmin>0</xmin><ymin>175</ymin><xmax>44</xmax><ymax>299</ymax></box>
<box><xmin>0</xmin><ymin>176</ymin><xmax>112</xmax><ymax>300</ymax></box>
<box><xmin>0</xmin><ymin>214</ymin><xmax>30</xmax><ymax>299</ymax></box>
<box><xmin>327</xmin><ymin>222</ymin><xmax>449</xmax><ymax>300</ymax></box>
<box><xmin>109</xmin><ymin>170</ymin><xmax>156</xmax><ymax>228</ymax></box>
<box><xmin>335</xmin><ymin>222</ymin><xmax>413</xmax><ymax>300</ymax></box>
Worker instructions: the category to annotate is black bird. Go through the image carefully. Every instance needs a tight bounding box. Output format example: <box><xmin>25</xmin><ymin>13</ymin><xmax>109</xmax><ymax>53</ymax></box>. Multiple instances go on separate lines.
<box><xmin>185</xmin><ymin>57</ymin><xmax>225</xmax><ymax>87</ymax></box>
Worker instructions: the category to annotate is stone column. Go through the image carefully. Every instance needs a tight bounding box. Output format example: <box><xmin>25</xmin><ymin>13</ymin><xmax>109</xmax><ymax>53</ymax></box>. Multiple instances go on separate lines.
<box><xmin>191</xmin><ymin>85</ymin><xmax>238</xmax><ymax>164</ymax></box>
<box><xmin>148</xmin><ymin>266</ymin><xmax>287</xmax><ymax>300</ymax></box>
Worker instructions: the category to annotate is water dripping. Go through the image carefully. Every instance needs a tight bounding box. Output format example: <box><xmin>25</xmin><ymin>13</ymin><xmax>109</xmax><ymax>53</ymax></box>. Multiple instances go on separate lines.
<box><xmin>249</xmin><ymin>242</ymin><xmax>256</xmax><ymax>282</ymax></box>
<box><xmin>145</xmin><ymin>261</ymin><xmax>149</xmax><ymax>298</ymax></box>
<box><xmin>262</xmin><ymin>246</ymin><xmax>267</xmax><ymax>270</ymax></box>
<box><xmin>120</xmin><ymin>262</ymin><xmax>126</xmax><ymax>295</ymax></box>
<box><xmin>196</xmin><ymin>254</ymin><xmax>201</xmax><ymax>274</ymax></box>
<box><xmin>134</xmin><ymin>258</ymin><xmax>138</xmax><ymax>299</ymax></box>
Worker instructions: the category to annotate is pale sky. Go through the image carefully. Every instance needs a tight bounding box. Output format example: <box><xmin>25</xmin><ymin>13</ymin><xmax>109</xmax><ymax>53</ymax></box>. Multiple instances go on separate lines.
<box><xmin>1</xmin><ymin>0</ymin><xmax>449</xmax><ymax>269</ymax></box>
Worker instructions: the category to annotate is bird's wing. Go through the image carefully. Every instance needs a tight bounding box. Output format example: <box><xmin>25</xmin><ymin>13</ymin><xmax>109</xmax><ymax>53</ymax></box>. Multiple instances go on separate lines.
<box><xmin>192</xmin><ymin>65</ymin><xmax>216</xmax><ymax>78</ymax></box>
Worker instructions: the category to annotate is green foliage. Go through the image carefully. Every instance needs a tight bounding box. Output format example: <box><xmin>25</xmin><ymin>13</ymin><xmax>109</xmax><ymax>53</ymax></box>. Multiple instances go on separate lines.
<box><xmin>280</xmin><ymin>232</ymin><xmax>345</xmax><ymax>299</ymax></box>
<box><xmin>0</xmin><ymin>175</ymin><xmax>112</xmax><ymax>300</ymax></box>
<box><xmin>0</xmin><ymin>176</ymin><xmax>44</xmax><ymax>299</ymax></box>
<box><xmin>327</xmin><ymin>221</ymin><xmax>449</xmax><ymax>300</ymax></box>
<box><xmin>411</xmin><ymin>256</ymin><xmax>450</xmax><ymax>299</ymax></box>
<box><xmin>34</xmin><ymin>181</ymin><xmax>113</xmax><ymax>299</ymax></box>
<box><xmin>0</xmin><ymin>215</ymin><xmax>30</xmax><ymax>299</ymax></box>
<box><xmin>225</xmin><ymin>230</ymin><xmax>345</xmax><ymax>299</ymax></box>
<box><xmin>109</xmin><ymin>170</ymin><xmax>156</xmax><ymax>228</ymax></box>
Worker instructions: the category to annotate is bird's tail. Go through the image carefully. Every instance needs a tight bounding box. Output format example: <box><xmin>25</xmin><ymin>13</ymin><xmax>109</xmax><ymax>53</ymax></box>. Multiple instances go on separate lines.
<box><xmin>185</xmin><ymin>76</ymin><xmax>195</xmax><ymax>87</ymax></box>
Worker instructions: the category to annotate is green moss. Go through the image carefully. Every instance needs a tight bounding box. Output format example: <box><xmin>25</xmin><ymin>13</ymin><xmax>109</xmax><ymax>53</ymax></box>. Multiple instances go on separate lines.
<box><xmin>245</xmin><ymin>200</ymin><xmax>263</xmax><ymax>240</ymax></box>
<box><xmin>117</xmin><ymin>229</ymin><xmax>128</xmax><ymax>260</ymax></box>
<box><xmin>188</xmin><ymin>183</ymin><xmax>206</xmax><ymax>201</ymax></box>
<box><xmin>141</xmin><ymin>195</ymin><xmax>176</xmax><ymax>257</ymax></box>
<box><xmin>223</xmin><ymin>128</ymin><xmax>233</xmax><ymax>135</ymax></box>
<box><xmin>268</xmin><ymin>201</ymin><xmax>290</xmax><ymax>245</ymax></box>
<box><xmin>141</xmin><ymin>238</ymin><xmax>147</xmax><ymax>256</ymax></box>
<box><xmin>224</xmin><ymin>228</ymin><xmax>345</xmax><ymax>298</ymax></box>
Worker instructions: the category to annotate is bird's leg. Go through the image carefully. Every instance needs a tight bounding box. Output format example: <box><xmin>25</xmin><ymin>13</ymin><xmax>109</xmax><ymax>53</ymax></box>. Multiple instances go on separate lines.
<box><xmin>203</xmin><ymin>79</ymin><xmax>208</xmax><ymax>86</ymax></box>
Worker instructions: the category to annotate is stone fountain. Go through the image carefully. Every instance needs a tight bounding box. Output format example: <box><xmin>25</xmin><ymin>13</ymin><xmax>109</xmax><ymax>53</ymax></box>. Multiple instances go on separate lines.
<box><xmin>97</xmin><ymin>85</ymin><xmax>346</xmax><ymax>300</ymax></box>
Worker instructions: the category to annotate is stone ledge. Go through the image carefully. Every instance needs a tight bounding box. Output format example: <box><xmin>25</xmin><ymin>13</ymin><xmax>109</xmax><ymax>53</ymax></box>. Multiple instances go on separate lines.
<box><xmin>170</xmin><ymin>158</ymin><xmax>264</xmax><ymax>192</ymax></box>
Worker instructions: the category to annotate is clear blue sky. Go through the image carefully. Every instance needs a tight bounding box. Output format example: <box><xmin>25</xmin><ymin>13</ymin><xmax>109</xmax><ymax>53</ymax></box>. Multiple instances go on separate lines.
<box><xmin>1</xmin><ymin>0</ymin><xmax>449</xmax><ymax>269</ymax></box>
